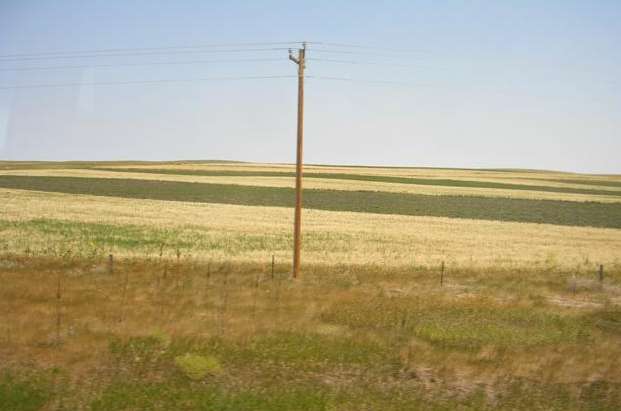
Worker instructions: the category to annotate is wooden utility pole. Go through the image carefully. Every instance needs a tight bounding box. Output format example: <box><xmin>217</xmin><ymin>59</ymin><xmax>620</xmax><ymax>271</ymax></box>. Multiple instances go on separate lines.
<box><xmin>289</xmin><ymin>43</ymin><xmax>306</xmax><ymax>278</ymax></box>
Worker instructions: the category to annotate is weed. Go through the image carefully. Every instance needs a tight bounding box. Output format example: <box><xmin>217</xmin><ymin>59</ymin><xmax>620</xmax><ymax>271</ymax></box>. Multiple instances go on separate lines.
<box><xmin>174</xmin><ymin>353</ymin><xmax>222</xmax><ymax>380</ymax></box>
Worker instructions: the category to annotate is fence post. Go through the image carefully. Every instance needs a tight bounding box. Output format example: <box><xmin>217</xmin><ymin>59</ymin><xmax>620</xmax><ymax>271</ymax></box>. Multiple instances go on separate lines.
<box><xmin>56</xmin><ymin>272</ymin><xmax>62</xmax><ymax>345</ymax></box>
<box><xmin>440</xmin><ymin>261</ymin><xmax>445</xmax><ymax>287</ymax></box>
<box><xmin>108</xmin><ymin>254</ymin><xmax>114</xmax><ymax>274</ymax></box>
<box><xmin>599</xmin><ymin>264</ymin><xmax>604</xmax><ymax>283</ymax></box>
<box><xmin>271</xmin><ymin>255</ymin><xmax>275</xmax><ymax>281</ymax></box>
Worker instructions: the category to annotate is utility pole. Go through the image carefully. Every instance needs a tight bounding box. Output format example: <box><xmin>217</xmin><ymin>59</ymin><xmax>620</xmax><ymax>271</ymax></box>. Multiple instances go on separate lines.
<box><xmin>289</xmin><ymin>42</ymin><xmax>306</xmax><ymax>278</ymax></box>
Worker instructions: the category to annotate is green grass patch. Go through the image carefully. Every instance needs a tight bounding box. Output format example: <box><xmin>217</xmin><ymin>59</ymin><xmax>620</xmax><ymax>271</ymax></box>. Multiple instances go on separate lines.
<box><xmin>320</xmin><ymin>295</ymin><xmax>590</xmax><ymax>350</ymax></box>
<box><xmin>0</xmin><ymin>218</ymin><xmax>193</xmax><ymax>253</ymax></box>
<box><xmin>3</xmin><ymin>366</ymin><xmax>617</xmax><ymax>411</ymax></box>
<box><xmin>174</xmin><ymin>353</ymin><xmax>222</xmax><ymax>380</ymax></box>
<box><xmin>108</xmin><ymin>331</ymin><xmax>396</xmax><ymax>381</ymax></box>
<box><xmin>584</xmin><ymin>306</ymin><xmax>621</xmax><ymax>335</ymax></box>
<box><xmin>236</xmin><ymin>332</ymin><xmax>393</xmax><ymax>368</ymax></box>
<box><xmin>0</xmin><ymin>373</ymin><xmax>51</xmax><ymax>411</ymax></box>
<box><xmin>0</xmin><ymin>218</ymin><xmax>364</xmax><ymax>256</ymax></box>
<box><xmin>170</xmin><ymin>332</ymin><xmax>394</xmax><ymax>371</ymax></box>
<box><xmin>2</xmin><ymin>175</ymin><xmax>621</xmax><ymax>228</ymax></box>
<box><xmin>91</xmin><ymin>381</ymin><xmax>332</xmax><ymax>411</ymax></box>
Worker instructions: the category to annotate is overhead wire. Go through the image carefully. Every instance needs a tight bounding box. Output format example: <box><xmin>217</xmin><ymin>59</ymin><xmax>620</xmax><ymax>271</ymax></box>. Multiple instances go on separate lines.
<box><xmin>0</xmin><ymin>41</ymin><xmax>428</xmax><ymax>90</ymax></box>
<box><xmin>307</xmin><ymin>75</ymin><xmax>417</xmax><ymax>86</ymax></box>
<box><xmin>0</xmin><ymin>41</ymin><xmax>429</xmax><ymax>63</ymax></box>
<box><xmin>0</xmin><ymin>41</ymin><xmax>306</xmax><ymax>59</ymax></box>
<box><xmin>308</xmin><ymin>45</ymin><xmax>430</xmax><ymax>55</ymax></box>
<box><xmin>0</xmin><ymin>74</ymin><xmax>430</xmax><ymax>90</ymax></box>
<box><xmin>0</xmin><ymin>47</ymin><xmax>293</xmax><ymax>63</ymax></box>
<box><xmin>0</xmin><ymin>57</ymin><xmax>435</xmax><ymax>72</ymax></box>
<box><xmin>308</xmin><ymin>57</ymin><xmax>435</xmax><ymax>68</ymax></box>
<box><xmin>304</xmin><ymin>49</ymin><xmax>432</xmax><ymax>61</ymax></box>
<box><xmin>309</xmin><ymin>41</ymin><xmax>432</xmax><ymax>54</ymax></box>
<box><xmin>0</xmin><ymin>75</ymin><xmax>297</xmax><ymax>90</ymax></box>
<box><xmin>0</xmin><ymin>57</ymin><xmax>284</xmax><ymax>72</ymax></box>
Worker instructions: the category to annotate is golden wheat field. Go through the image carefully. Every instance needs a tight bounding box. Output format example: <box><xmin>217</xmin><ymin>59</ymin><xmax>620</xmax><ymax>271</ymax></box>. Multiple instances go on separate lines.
<box><xmin>2</xmin><ymin>188</ymin><xmax>621</xmax><ymax>269</ymax></box>
<box><xmin>1</xmin><ymin>161</ymin><xmax>620</xmax><ymax>410</ymax></box>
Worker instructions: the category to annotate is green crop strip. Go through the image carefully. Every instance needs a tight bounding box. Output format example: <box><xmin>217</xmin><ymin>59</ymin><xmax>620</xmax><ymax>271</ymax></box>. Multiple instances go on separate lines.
<box><xmin>95</xmin><ymin>167</ymin><xmax>621</xmax><ymax>198</ymax></box>
<box><xmin>2</xmin><ymin>175</ymin><xmax>621</xmax><ymax>228</ymax></box>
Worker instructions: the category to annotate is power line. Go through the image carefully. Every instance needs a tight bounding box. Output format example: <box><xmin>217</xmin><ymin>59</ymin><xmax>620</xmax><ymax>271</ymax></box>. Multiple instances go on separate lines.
<box><xmin>0</xmin><ymin>40</ymin><xmax>422</xmax><ymax>60</ymax></box>
<box><xmin>0</xmin><ymin>41</ymin><xmax>306</xmax><ymax>59</ymax></box>
<box><xmin>0</xmin><ymin>75</ymin><xmax>297</xmax><ymax>90</ymax></box>
<box><xmin>310</xmin><ymin>41</ymin><xmax>431</xmax><ymax>54</ymax></box>
<box><xmin>306</xmin><ymin>48</ymin><xmax>428</xmax><ymax>59</ymax></box>
<box><xmin>0</xmin><ymin>56</ymin><xmax>438</xmax><ymax>73</ymax></box>
<box><xmin>0</xmin><ymin>47</ymin><xmax>292</xmax><ymax>63</ymax></box>
<box><xmin>0</xmin><ymin>58</ymin><xmax>283</xmax><ymax>72</ymax></box>
<box><xmin>309</xmin><ymin>57</ymin><xmax>434</xmax><ymax>68</ymax></box>
<box><xmin>312</xmin><ymin>41</ymin><xmax>384</xmax><ymax>48</ymax></box>
<box><xmin>0</xmin><ymin>42</ymin><xmax>429</xmax><ymax>65</ymax></box>
<box><xmin>0</xmin><ymin>75</ymin><xmax>428</xmax><ymax>90</ymax></box>
<box><xmin>307</xmin><ymin>75</ymin><xmax>417</xmax><ymax>86</ymax></box>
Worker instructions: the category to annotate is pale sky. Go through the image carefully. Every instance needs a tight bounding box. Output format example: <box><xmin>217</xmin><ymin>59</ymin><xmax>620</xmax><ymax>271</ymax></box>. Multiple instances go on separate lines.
<box><xmin>0</xmin><ymin>1</ymin><xmax>619</xmax><ymax>173</ymax></box>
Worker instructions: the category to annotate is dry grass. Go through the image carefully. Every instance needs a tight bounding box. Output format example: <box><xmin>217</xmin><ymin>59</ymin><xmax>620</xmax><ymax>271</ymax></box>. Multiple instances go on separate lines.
<box><xmin>1</xmin><ymin>255</ymin><xmax>620</xmax><ymax>409</ymax></box>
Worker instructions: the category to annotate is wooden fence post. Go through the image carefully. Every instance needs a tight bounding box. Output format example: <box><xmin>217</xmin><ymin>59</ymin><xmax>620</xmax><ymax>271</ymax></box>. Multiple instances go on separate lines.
<box><xmin>440</xmin><ymin>261</ymin><xmax>445</xmax><ymax>287</ymax></box>
<box><xmin>108</xmin><ymin>254</ymin><xmax>114</xmax><ymax>274</ymax></box>
<box><xmin>271</xmin><ymin>255</ymin><xmax>275</xmax><ymax>280</ymax></box>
